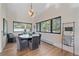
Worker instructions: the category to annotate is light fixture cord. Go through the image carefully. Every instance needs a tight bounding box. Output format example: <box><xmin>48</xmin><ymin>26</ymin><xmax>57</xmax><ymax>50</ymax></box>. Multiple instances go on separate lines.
<box><xmin>31</xmin><ymin>3</ymin><xmax>32</xmax><ymax>9</ymax></box>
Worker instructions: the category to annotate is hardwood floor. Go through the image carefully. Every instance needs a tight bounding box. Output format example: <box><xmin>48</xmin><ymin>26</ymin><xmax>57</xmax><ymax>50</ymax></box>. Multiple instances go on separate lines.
<box><xmin>0</xmin><ymin>42</ymin><xmax>73</xmax><ymax>56</ymax></box>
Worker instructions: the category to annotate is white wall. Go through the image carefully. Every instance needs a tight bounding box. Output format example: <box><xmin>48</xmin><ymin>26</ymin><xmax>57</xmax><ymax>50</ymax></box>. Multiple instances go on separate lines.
<box><xmin>0</xmin><ymin>4</ymin><xmax>2</xmax><ymax>53</ymax></box>
<box><xmin>0</xmin><ymin>4</ymin><xmax>7</xmax><ymax>52</ymax></box>
<box><xmin>1</xmin><ymin>4</ymin><xmax>8</xmax><ymax>52</ymax></box>
<box><xmin>36</xmin><ymin>3</ymin><xmax>79</xmax><ymax>55</ymax></box>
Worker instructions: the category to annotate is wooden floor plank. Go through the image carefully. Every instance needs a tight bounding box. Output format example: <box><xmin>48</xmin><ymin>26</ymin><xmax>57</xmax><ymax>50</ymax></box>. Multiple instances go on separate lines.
<box><xmin>0</xmin><ymin>42</ymin><xmax>73</xmax><ymax>56</ymax></box>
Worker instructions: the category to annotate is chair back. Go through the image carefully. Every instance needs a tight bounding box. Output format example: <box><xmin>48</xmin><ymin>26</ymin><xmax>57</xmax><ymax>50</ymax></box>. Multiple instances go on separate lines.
<box><xmin>7</xmin><ymin>33</ymin><xmax>14</xmax><ymax>38</ymax></box>
<box><xmin>39</xmin><ymin>34</ymin><xmax>41</xmax><ymax>40</ymax></box>
<box><xmin>32</xmin><ymin>36</ymin><xmax>39</xmax><ymax>43</ymax></box>
<box><xmin>31</xmin><ymin>36</ymin><xmax>39</xmax><ymax>49</ymax></box>
<box><xmin>16</xmin><ymin>37</ymin><xmax>29</xmax><ymax>50</ymax></box>
<box><xmin>18</xmin><ymin>34</ymin><xmax>23</xmax><ymax>36</ymax></box>
<box><xmin>16</xmin><ymin>37</ymin><xmax>21</xmax><ymax>50</ymax></box>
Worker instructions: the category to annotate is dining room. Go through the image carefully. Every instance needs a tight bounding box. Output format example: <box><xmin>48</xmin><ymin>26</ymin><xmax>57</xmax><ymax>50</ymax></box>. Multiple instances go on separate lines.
<box><xmin>0</xmin><ymin>3</ymin><xmax>79</xmax><ymax>56</ymax></box>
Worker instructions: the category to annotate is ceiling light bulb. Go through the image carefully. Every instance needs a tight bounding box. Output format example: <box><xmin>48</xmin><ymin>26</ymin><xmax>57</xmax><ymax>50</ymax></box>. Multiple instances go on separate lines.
<box><xmin>28</xmin><ymin>9</ymin><xmax>34</xmax><ymax>17</ymax></box>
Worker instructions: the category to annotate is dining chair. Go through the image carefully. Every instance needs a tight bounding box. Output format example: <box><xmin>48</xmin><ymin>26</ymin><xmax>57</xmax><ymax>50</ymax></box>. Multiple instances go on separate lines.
<box><xmin>18</xmin><ymin>34</ymin><xmax>22</xmax><ymax>35</ymax></box>
<box><xmin>29</xmin><ymin>36</ymin><xmax>40</xmax><ymax>50</ymax></box>
<box><xmin>7</xmin><ymin>33</ymin><xmax>16</xmax><ymax>43</ymax></box>
<box><xmin>16</xmin><ymin>37</ymin><xmax>29</xmax><ymax>51</ymax></box>
<box><xmin>39</xmin><ymin>34</ymin><xmax>41</xmax><ymax>44</ymax></box>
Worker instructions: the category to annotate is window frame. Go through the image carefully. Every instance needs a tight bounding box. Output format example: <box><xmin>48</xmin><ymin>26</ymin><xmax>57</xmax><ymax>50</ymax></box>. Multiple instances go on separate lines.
<box><xmin>51</xmin><ymin>16</ymin><xmax>61</xmax><ymax>34</ymax></box>
<box><xmin>36</xmin><ymin>22</ymin><xmax>41</xmax><ymax>32</ymax></box>
<box><xmin>3</xmin><ymin>18</ymin><xmax>8</xmax><ymax>35</ymax></box>
<box><xmin>40</xmin><ymin>20</ymin><xmax>51</xmax><ymax>33</ymax></box>
<box><xmin>36</xmin><ymin>16</ymin><xmax>61</xmax><ymax>34</ymax></box>
<box><xmin>13</xmin><ymin>21</ymin><xmax>32</xmax><ymax>32</ymax></box>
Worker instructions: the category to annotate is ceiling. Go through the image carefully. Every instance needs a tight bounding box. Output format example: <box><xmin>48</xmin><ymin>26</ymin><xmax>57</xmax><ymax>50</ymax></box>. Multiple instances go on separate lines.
<box><xmin>3</xmin><ymin>3</ymin><xmax>79</xmax><ymax>20</ymax></box>
<box><xmin>5</xmin><ymin>3</ymin><xmax>49</xmax><ymax>19</ymax></box>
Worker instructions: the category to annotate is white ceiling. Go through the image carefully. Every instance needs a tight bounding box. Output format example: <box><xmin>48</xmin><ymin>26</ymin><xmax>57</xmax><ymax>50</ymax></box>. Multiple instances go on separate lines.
<box><xmin>4</xmin><ymin>3</ymin><xmax>79</xmax><ymax>20</ymax></box>
<box><xmin>5</xmin><ymin>3</ymin><xmax>48</xmax><ymax>18</ymax></box>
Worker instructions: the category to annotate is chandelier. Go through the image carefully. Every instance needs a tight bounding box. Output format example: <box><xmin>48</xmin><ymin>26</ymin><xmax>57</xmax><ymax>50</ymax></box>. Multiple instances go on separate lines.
<box><xmin>28</xmin><ymin>3</ymin><xmax>34</xmax><ymax>17</ymax></box>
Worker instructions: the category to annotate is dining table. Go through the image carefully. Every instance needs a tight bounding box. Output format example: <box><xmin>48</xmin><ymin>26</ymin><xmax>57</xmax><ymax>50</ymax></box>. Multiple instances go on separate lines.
<box><xmin>18</xmin><ymin>33</ymin><xmax>40</xmax><ymax>50</ymax></box>
<box><xmin>18</xmin><ymin>34</ymin><xmax>40</xmax><ymax>39</ymax></box>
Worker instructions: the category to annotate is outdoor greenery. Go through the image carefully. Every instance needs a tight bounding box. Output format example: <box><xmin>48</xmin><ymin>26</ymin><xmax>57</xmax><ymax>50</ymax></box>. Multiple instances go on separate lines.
<box><xmin>13</xmin><ymin>22</ymin><xmax>32</xmax><ymax>32</ymax></box>
<box><xmin>41</xmin><ymin>20</ymin><xmax>50</xmax><ymax>32</ymax></box>
<box><xmin>36</xmin><ymin>16</ymin><xmax>61</xmax><ymax>34</ymax></box>
<box><xmin>52</xmin><ymin>18</ymin><xmax>61</xmax><ymax>33</ymax></box>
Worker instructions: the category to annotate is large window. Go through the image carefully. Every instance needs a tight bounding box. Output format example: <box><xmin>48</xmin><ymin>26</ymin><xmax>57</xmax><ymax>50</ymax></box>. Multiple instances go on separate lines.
<box><xmin>36</xmin><ymin>16</ymin><xmax>61</xmax><ymax>34</ymax></box>
<box><xmin>13</xmin><ymin>21</ymin><xmax>32</xmax><ymax>32</ymax></box>
<box><xmin>52</xmin><ymin>17</ymin><xmax>61</xmax><ymax>34</ymax></box>
<box><xmin>41</xmin><ymin>20</ymin><xmax>51</xmax><ymax>32</ymax></box>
